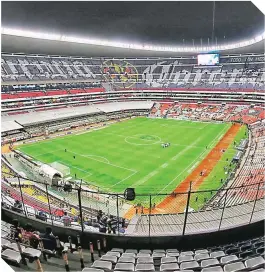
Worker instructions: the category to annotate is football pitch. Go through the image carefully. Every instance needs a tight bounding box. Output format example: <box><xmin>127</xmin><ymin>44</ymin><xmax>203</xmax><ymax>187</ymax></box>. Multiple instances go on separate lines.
<box><xmin>18</xmin><ymin>118</ymin><xmax>244</xmax><ymax>199</ymax></box>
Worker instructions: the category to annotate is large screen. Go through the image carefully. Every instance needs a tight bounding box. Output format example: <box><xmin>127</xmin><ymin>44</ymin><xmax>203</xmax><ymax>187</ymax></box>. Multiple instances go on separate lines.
<box><xmin>197</xmin><ymin>53</ymin><xmax>220</xmax><ymax>65</ymax></box>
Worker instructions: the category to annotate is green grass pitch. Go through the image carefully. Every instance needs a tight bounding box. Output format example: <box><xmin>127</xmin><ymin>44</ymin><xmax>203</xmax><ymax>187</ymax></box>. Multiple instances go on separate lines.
<box><xmin>18</xmin><ymin>118</ymin><xmax>245</xmax><ymax>202</ymax></box>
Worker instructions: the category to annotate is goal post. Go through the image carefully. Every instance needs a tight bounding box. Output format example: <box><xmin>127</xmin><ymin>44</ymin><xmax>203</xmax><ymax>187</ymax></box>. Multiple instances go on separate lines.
<box><xmin>49</xmin><ymin>162</ymin><xmax>70</xmax><ymax>177</ymax></box>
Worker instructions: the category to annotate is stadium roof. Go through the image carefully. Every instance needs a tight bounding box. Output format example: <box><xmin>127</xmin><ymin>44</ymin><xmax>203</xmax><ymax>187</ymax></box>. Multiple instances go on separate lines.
<box><xmin>1</xmin><ymin>1</ymin><xmax>264</xmax><ymax>57</ymax></box>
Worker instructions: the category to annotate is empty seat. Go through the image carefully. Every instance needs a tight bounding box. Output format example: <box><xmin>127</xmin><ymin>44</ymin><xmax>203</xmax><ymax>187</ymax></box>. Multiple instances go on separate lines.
<box><xmin>239</xmin><ymin>250</ymin><xmax>254</xmax><ymax>259</ymax></box>
<box><xmin>112</xmin><ymin>248</ymin><xmax>124</xmax><ymax>254</ymax></box>
<box><xmin>152</xmin><ymin>252</ymin><xmax>165</xmax><ymax>258</ymax></box>
<box><xmin>201</xmin><ymin>266</ymin><xmax>224</xmax><ymax>272</ymax></box>
<box><xmin>137</xmin><ymin>257</ymin><xmax>153</xmax><ymax>264</ymax></box>
<box><xmin>92</xmin><ymin>260</ymin><xmax>112</xmax><ymax>271</ymax></box>
<box><xmin>221</xmin><ymin>255</ymin><xmax>239</xmax><ymax>265</ymax></box>
<box><xmin>125</xmin><ymin>249</ymin><xmax>138</xmax><ymax>254</ymax></box>
<box><xmin>135</xmin><ymin>263</ymin><xmax>155</xmax><ymax>271</ymax></box>
<box><xmin>166</xmin><ymin>252</ymin><xmax>179</xmax><ymax>257</ymax></box>
<box><xmin>107</xmin><ymin>251</ymin><xmax>121</xmax><ymax>258</ymax></box>
<box><xmin>118</xmin><ymin>257</ymin><xmax>135</xmax><ymax>264</ymax></box>
<box><xmin>245</xmin><ymin>256</ymin><xmax>265</xmax><ymax>270</ymax></box>
<box><xmin>160</xmin><ymin>263</ymin><xmax>179</xmax><ymax>271</ymax></box>
<box><xmin>154</xmin><ymin>249</ymin><xmax>166</xmax><ymax>253</ymax></box>
<box><xmin>161</xmin><ymin>257</ymin><xmax>177</xmax><ymax>264</ymax></box>
<box><xmin>180</xmin><ymin>251</ymin><xmax>194</xmax><ymax>256</ymax></box>
<box><xmin>1</xmin><ymin>238</ymin><xmax>11</xmax><ymax>248</ymax></box>
<box><xmin>23</xmin><ymin>248</ymin><xmax>42</xmax><ymax>258</ymax></box>
<box><xmin>8</xmin><ymin>242</ymin><xmax>25</xmax><ymax>252</ymax></box>
<box><xmin>240</xmin><ymin>244</ymin><xmax>252</xmax><ymax>251</ymax></box>
<box><xmin>1</xmin><ymin>249</ymin><xmax>22</xmax><ymax>264</ymax></box>
<box><xmin>250</xmin><ymin>269</ymin><xmax>265</xmax><ymax>272</ymax></box>
<box><xmin>210</xmin><ymin>251</ymin><xmax>225</xmax><ymax>259</ymax></box>
<box><xmin>223</xmin><ymin>261</ymin><xmax>245</xmax><ymax>272</ymax></box>
<box><xmin>194</xmin><ymin>253</ymin><xmax>210</xmax><ymax>262</ymax></box>
<box><xmin>178</xmin><ymin>255</ymin><xmax>194</xmax><ymax>263</ymax></box>
<box><xmin>82</xmin><ymin>269</ymin><xmax>104</xmax><ymax>272</ymax></box>
<box><xmin>122</xmin><ymin>253</ymin><xmax>136</xmax><ymax>258</ymax></box>
<box><xmin>225</xmin><ymin>248</ymin><xmax>240</xmax><ymax>255</ymax></box>
<box><xmin>137</xmin><ymin>253</ymin><xmax>151</xmax><ymax>258</ymax></box>
<box><xmin>166</xmin><ymin>249</ymin><xmax>179</xmax><ymax>253</ymax></box>
<box><xmin>114</xmin><ymin>262</ymin><xmax>135</xmax><ymax>271</ymax></box>
<box><xmin>195</xmin><ymin>249</ymin><xmax>209</xmax><ymax>255</ymax></box>
<box><xmin>201</xmin><ymin>258</ymin><xmax>220</xmax><ymax>268</ymax></box>
<box><xmin>180</xmin><ymin>260</ymin><xmax>200</xmax><ymax>271</ymax></box>
<box><xmin>139</xmin><ymin>249</ymin><xmax>152</xmax><ymax>254</ymax></box>
<box><xmin>100</xmin><ymin>254</ymin><xmax>118</xmax><ymax>264</ymax></box>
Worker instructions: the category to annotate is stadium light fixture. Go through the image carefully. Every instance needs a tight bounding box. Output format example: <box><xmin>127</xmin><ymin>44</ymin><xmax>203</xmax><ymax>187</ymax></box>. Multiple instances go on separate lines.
<box><xmin>1</xmin><ymin>27</ymin><xmax>265</xmax><ymax>53</ymax></box>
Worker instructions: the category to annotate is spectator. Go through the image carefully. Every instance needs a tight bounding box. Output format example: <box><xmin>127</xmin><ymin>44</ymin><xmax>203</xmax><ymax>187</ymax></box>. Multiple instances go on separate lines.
<box><xmin>97</xmin><ymin>210</ymin><xmax>103</xmax><ymax>222</ymax></box>
<box><xmin>13</xmin><ymin>200</ymin><xmax>23</xmax><ymax>213</ymax></box>
<box><xmin>10</xmin><ymin>219</ymin><xmax>23</xmax><ymax>242</ymax></box>
<box><xmin>107</xmin><ymin>215</ymin><xmax>117</xmax><ymax>234</ymax></box>
<box><xmin>40</xmin><ymin>227</ymin><xmax>57</xmax><ymax>251</ymax></box>
<box><xmin>61</xmin><ymin>211</ymin><xmax>71</xmax><ymax>227</ymax></box>
<box><xmin>37</xmin><ymin>210</ymin><xmax>47</xmax><ymax>222</ymax></box>
<box><xmin>99</xmin><ymin>217</ymin><xmax>107</xmax><ymax>233</ymax></box>
<box><xmin>22</xmin><ymin>223</ymin><xmax>40</xmax><ymax>249</ymax></box>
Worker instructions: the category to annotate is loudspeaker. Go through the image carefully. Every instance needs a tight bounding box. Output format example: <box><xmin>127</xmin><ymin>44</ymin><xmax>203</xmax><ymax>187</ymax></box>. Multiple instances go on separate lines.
<box><xmin>64</xmin><ymin>183</ymin><xmax>72</xmax><ymax>193</ymax></box>
<box><xmin>124</xmin><ymin>188</ymin><xmax>135</xmax><ymax>201</ymax></box>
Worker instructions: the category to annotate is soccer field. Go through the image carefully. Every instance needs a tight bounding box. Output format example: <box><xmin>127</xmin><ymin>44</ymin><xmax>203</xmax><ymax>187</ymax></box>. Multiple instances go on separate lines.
<box><xmin>18</xmin><ymin>117</ymin><xmax>236</xmax><ymax>197</ymax></box>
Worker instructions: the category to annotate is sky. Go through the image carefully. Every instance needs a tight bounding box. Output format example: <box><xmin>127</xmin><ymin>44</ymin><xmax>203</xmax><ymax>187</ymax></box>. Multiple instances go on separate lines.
<box><xmin>1</xmin><ymin>1</ymin><xmax>264</xmax><ymax>45</ymax></box>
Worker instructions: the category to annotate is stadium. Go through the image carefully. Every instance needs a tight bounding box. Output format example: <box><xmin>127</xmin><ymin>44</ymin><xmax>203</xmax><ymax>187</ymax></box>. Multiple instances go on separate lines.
<box><xmin>1</xmin><ymin>1</ymin><xmax>265</xmax><ymax>272</ymax></box>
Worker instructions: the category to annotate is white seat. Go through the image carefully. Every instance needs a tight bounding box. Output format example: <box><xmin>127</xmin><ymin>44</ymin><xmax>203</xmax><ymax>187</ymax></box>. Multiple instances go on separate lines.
<box><xmin>82</xmin><ymin>269</ymin><xmax>104</xmax><ymax>272</ymax></box>
<box><xmin>23</xmin><ymin>248</ymin><xmax>42</xmax><ymax>258</ymax></box>
<box><xmin>1</xmin><ymin>249</ymin><xmax>22</xmax><ymax>264</ymax></box>
<box><xmin>106</xmin><ymin>251</ymin><xmax>121</xmax><ymax>258</ymax></box>
<box><xmin>114</xmin><ymin>262</ymin><xmax>135</xmax><ymax>271</ymax></box>
<box><xmin>160</xmin><ymin>263</ymin><xmax>179</xmax><ymax>271</ymax></box>
<box><xmin>135</xmin><ymin>263</ymin><xmax>155</xmax><ymax>271</ymax></box>
<box><xmin>111</xmin><ymin>248</ymin><xmax>124</xmax><ymax>254</ymax></box>
<box><xmin>100</xmin><ymin>254</ymin><xmax>117</xmax><ymax>264</ymax></box>
<box><xmin>92</xmin><ymin>260</ymin><xmax>112</xmax><ymax>271</ymax></box>
<box><xmin>161</xmin><ymin>257</ymin><xmax>177</xmax><ymax>264</ymax></box>
<box><xmin>118</xmin><ymin>257</ymin><xmax>135</xmax><ymax>264</ymax></box>
<box><xmin>137</xmin><ymin>257</ymin><xmax>153</xmax><ymax>264</ymax></box>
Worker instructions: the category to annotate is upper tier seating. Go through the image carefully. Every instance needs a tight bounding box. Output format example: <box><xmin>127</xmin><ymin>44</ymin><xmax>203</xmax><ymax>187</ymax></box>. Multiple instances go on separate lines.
<box><xmin>2</xmin><ymin>54</ymin><xmax>265</xmax><ymax>90</ymax></box>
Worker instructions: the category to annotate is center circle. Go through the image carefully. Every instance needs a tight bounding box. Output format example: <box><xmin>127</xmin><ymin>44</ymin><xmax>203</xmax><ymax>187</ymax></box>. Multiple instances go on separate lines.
<box><xmin>125</xmin><ymin>134</ymin><xmax>162</xmax><ymax>145</ymax></box>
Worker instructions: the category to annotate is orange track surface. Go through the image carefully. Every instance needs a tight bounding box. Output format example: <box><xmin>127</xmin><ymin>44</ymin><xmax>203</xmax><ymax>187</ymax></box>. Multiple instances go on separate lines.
<box><xmin>1</xmin><ymin>144</ymin><xmax>11</xmax><ymax>153</ymax></box>
<box><xmin>124</xmin><ymin>123</ymin><xmax>241</xmax><ymax>219</ymax></box>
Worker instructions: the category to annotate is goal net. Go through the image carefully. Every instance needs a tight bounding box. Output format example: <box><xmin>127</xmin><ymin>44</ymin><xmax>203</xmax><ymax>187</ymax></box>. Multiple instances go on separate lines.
<box><xmin>50</xmin><ymin>162</ymin><xmax>70</xmax><ymax>177</ymax></box>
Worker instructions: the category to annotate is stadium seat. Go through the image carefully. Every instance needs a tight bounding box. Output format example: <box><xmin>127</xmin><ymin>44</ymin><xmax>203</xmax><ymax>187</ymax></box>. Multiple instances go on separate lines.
<box><xmin>139</xmin><ymin>249</ymin><xmax>152</xmax><ymax>254</ymax></box>
<box><xmin>201</xmin><ymin>266</ymin><xmax>224</xmax><ymax>272</ymax></box>
<box><xmin>114</xmin><ymin>262</ymin><xmax>135</xmax><ymax>271</ymax></box>
<box><xmin>195</xmin><ymin>249</ymin><xmax>209</xmax><ymax>255</ymax></box>
<box><xmin>180</xmin><ymin>260</ymin><xmax>200</xmax><ymax>270</ymax></box>
<box><xmin>194</xmin><ymin>253</ymin><xmax>210</xmax><ymax>261</ymax></box>
<box><xmin>210</xmin><ymin>251</ymin><xmax>226</xmax><ymax>259</ymax></box>
<box><xmin>180</xmin><ymin>251</ymin><xmax>194</xmax><ymax>256</ymax></box>
<box><xmin>245</xmin><ymin>256</ymin><xmax>265</xmax><ymax>270</ymax></box>
<box><xmin>121</xmin><ymin>253</ymin><xmax>136</xmax><ymax>258</ymax></box>
<box><xmin>137</xmin><ymin>257</ymin><xmax>154</xmax><ymax>264</ymax></box>
<box><xmin>91</xmin><ymin>260</ymin><xmax>112</xmax><ymax>271</ymax></box>
<box><xmin>82</xmin><ymin>269</ymin><xmax>104</xmax><ymax>272</ymax></box>
<box><xmin>166</xmin><ymin>252</ymin><xmax>179</xmax><ymax>257</ymax></box>
<box><xmin>166</xmin><ymin>249</ymin><xmax>179</xmax><ymax>253</ymax></box>
<box><xmin>137</xmin><ymin>253</ymin><xmax>151</xmax><ymax>258</ymax></box>
<box><xmin>223</xmin><ymin>261</ymin><xmax>245</xmax><ymax>272</ymax></box>
<box><xmin>178</xmin><ymin>255</ymin><xmax>194</xmax><ymax>263</ymax></box>
<box><xmin>107</xmin><ymin>251</ymin><xmax>121</xmax><ymax>258</ymax></box>
<box><xmin>112</xmin><ymin>248</ymin><xmax>124</xmax><ymax>254</ymax></box>
<box><xmin>160</xmin><ymin>262</ymin><xmax>179</xmax><ymax>271</ymax></box>
<box><xmin>100</xmin><ymin>254</ymin><xmax>118</xmax><ymax>264</ymax></box>
<box><xmin>1</xmin><ymin>249</ymin><xmax>22</xmax><ymax>264</ymax></box>
<box><xmin>161</xmin><ymin>257</ymin><xmax>178</xmax><ymax>264</ymax></box>
<box><xmin>220</xmin><ymin>255</ymin><xmax>239</xmax><ymax>265</ymax></box>
<box><xmin>118</xmin><ymin>256</ymin><xmax>135</xmax><ymax>264</ymax></box>
<box><xmin>135</xmin><ymin>263</ymin><xmax>155</xmax><ymax>271</ymax></box>
<box><xmin>201</xmin><ymin>258</ymin><xmax>220</xmax><ymax>268</ymax></box>
<box><xmin>125</xmin><ymin>249</ymin><xmax>138</xmax><ymax>254</ymax></box>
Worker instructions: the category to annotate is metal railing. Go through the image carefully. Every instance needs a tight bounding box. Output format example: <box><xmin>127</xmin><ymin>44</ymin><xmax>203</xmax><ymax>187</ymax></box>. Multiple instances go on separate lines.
<box><xmin>1</xmin><ymin>171</ymin><xmax>264</xmax><ymax>237</ymax></box>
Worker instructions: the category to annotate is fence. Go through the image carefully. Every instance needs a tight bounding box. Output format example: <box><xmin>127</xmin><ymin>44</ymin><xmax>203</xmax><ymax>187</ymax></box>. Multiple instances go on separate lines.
<box><xmin>1</xmin><ymin>171</ymin><xmax>264</xmax><ymax>237</ymax></box>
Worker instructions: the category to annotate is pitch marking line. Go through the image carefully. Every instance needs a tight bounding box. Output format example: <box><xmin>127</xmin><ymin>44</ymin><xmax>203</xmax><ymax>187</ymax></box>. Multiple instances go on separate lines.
<box><xmin>153</xmin><ymin>124</ymin><xmax>230</xmax><ymax>197</ymax></box>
